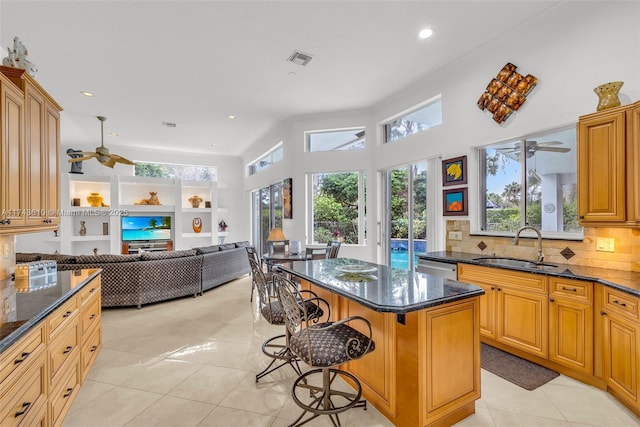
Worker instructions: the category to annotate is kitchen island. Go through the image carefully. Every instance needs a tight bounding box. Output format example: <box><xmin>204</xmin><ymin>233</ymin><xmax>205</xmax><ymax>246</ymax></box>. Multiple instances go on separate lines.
<box><xmin>277</xmin><ymin>258</ymin><xmax>484</xmax><ymax>427</ymax></box>
<box><xmin>0</xmin><ymin>267</ymin><xmax>102</xmax><ymax>426</ymax></box>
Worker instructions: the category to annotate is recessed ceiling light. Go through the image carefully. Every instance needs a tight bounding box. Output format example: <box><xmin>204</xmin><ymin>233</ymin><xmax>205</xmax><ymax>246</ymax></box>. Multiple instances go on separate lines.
<box><xmin>418</xmin><ymin>28</ymin><xmax>434</xmax><ymax>39</ymax></box>
<box><xmin>211</xmin><ymin>144</ymin><xmax>219</xmax><ymax>149</ymax></box>
<box><xmin>80</xmin><ymin>91</ymin><xmax>94</xmax><ymax>97</ymax></box>
<box><xmin>228</xmin><ymin>115</ymin><xmax>236</xmax><ymax>120</ymax></box>
<box><xmin>109</xmin><ymin>132</ymin><xmax>118</xmax><ymax>137</ymax></box>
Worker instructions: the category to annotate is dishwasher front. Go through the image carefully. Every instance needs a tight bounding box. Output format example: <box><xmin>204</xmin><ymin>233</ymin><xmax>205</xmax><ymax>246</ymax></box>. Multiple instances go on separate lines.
<box><xmin>416</xmin><ymin>258</ymin><xmax>458</xmax><ymax>280</ymax></box>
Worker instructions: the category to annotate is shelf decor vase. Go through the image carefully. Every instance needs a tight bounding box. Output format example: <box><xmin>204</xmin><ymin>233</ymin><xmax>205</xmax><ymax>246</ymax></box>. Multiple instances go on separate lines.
<box><xmin>79</xmin><ymin>221</ymin><xmax>87</xmax><ymax>236</ymax></box>
<box><xmin>188</xmin><ymin>195</ymin><xmax>203</xmax><ymax>208</ymax></box>
<box><xmin>594</xmin><ymin>81</ymin><xmax>623</xmax><ymax>111</ymax></box>
<box><xmin>86</xmin><ymin>192</ymin><xmax>104</xmax><ymax>207</ymax></box>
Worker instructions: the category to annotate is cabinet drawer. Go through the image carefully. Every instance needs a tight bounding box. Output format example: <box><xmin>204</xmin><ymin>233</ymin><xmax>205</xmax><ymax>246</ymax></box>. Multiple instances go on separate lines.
<box><xmin>550</xmin><ymin>277</ymin><xmax>593</xmax><ymax>302</ymax></box>
<box><xmin>80</xmin><ymin>293</ymin><xmax>101</xmax><ymax>339</ymax></box>
<box><xmin>49</xmin><ymin>321</ymin><xmax>79</xmax><ymax>385</ymax></box>
<box><xmin>50</xmin><ymin>361</ymin><xmax>80</xmax><ymax>427</ymax></box>
<box><xmin>0</xmin><ymin>323</ymin><xmax>45</xmax><ymax>394</ymax></box>
<box><xmin>603</xmin><ymin>287</ymin><xmax>640</xmax><ymax>322</ymax></box>
<box><xmin>48</xmin><ymin>297</ymin><xmax>78</xmax><ymax>339</ymax></box>
<box><xmin>77</xmin><ymin>277</ymin><xmax>101</xmax><ymax>307</ymax></box>
<box><xmin>458</xmin><ymin>263</ymin><xmax>547</xmax><ymax>293</ymax></box>
<box><xmin>81</xmin><ymin>325</ymin><xmax>102</xmax><ymax>383</ymax></box>
<box><xmin>0</xmin><ymin>352</ymin><xmax>46</xmax><ymax>427</ymax></box>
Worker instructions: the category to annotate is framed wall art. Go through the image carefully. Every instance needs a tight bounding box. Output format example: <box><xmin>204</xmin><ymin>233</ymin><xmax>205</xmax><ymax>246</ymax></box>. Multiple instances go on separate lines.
<box><xmin>443</xmin><ymin>188</ymin><xmax>468</xmax><ymax>216</ymax></box>
<box><xmin>442</xmin><ymin>155</ymin><xmax>467</xmax><ymax>186</ymax></box>
<box><xmin>283</xmin><ymin>178</ymin><xmax>293</xmax><ymax>219</ymax></box>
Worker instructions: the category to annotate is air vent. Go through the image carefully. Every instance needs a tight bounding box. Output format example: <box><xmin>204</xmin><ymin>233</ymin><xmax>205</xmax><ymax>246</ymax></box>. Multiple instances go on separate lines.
<box><xmin>287</xmin><ymin>50</ymin><xmax>314</xmax><ymax>66</ymax></box>
<box><xmin>162</xmin><ymin>122</ymin><xmax>176</xmax><ymax>128</ymax></box>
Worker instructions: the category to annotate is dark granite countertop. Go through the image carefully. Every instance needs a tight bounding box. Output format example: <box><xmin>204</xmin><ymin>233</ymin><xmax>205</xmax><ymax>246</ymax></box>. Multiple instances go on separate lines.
<box><xmin>277</xmin><ymin>258</ymin><xmax>484</xmax><ymax>314</ymax></box>
<box><xmin>418</xmin><ymin>251</ymin><xmax>640</xmax><ymax>297</ymax></box>
<box><xmin>0</xmin><ymin>268</ymin><xmax>101</xmax><ymax>353</ymax></box>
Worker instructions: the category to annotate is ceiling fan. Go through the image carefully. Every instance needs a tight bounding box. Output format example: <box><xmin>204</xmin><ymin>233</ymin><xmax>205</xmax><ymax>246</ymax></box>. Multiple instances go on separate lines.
<box><xmin>67</xmin><ymin>116</ymin><xmax>136</xmax><ymax>168</ymax></box>
<box><xmin>496</xmin><ymin>140</ymin><xmax>571</xmax><ymax>158</ymax></box>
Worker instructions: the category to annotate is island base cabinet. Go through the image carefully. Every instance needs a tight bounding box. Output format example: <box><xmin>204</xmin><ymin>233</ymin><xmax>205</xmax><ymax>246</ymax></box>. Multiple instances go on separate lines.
<box><xmin>301</xmin><ymin>279</ymin><xmax>481</xmax><ymax>426</ymax></box>
<box><xmin>0</xmin><ymin>352</ymin><xmax>47</xmax><ymax>427</ymax></box>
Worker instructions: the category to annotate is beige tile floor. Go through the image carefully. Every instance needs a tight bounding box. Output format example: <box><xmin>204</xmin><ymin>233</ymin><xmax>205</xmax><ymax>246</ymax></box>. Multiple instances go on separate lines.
<box><xmin>63</xmin><ymin>275</ymin><xmax>640</xmax><ymax>427</ymax></box>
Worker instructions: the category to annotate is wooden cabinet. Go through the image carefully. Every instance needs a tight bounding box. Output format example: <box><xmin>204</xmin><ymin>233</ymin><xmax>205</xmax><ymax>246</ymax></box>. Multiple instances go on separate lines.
<box><xmin>0</xmin><ymin>324</ymin><xmax>47</xmax><ymax>426</ymax></box>
<box><xmin>458</xmin><ymin>263</ymin><xmax>548</xmax><ymax>358</ymax></box>
<box><xmin>577</xmin><ymin>101</ymin><xmax>640</xmax><ymax>225</ymax></box>
<box><xmin>549</xmin><ymin>277</ymin><xmax>594</xmax><ymax>374</ymax></box>
<box><xmin>600</xmin><ymin>286</ymin><xmax>640</xmax><ymax>409</ymax></box>
<box><xmin>0</xmin><ymin>65</ymin><xmax>62</xmax><ymax>234</ymax></box>
<box><xmin>0</xmin><ymin>72</ymin><xmax>25</xmax><ymax>229</ymax></box>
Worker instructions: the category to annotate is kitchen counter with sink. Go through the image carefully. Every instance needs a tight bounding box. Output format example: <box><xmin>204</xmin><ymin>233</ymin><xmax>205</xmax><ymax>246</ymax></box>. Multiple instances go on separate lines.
<box><xmin>418</xmin><ymin>251</ymin><xmax>640</xmax><ymax>296</ymax></box>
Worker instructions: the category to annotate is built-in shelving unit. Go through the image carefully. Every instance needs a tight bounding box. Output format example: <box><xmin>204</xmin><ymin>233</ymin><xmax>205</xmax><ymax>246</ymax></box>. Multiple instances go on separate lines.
<box><xmin>55</xmin><ymin>174</ymin><xmax>222</xmax><ymax>254</ymax></box>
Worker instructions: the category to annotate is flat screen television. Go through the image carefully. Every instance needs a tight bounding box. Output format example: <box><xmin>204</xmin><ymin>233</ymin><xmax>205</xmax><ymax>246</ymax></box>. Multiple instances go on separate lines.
<box><xmin>121</xmin><ymin>215</ymin><xmax>172</xmax><ymax>242</ymax></box>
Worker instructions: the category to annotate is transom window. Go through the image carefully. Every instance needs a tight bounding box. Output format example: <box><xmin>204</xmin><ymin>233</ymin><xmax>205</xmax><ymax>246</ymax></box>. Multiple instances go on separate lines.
<box><xmin>305</xmin><ymin>128</ymin><xmax>365</xmax><ymax>152</ymax></box>
<box><xmin>382</xmin><ymin>96</ymin><xmax>442</xmax><ymax>143</ymax></box>
<box><xmin>135</xmin><ymin>162</ymin><xmax>216</xmax><ymax>181</ymax></box>
<box><xmin>478</xmin><ymin>126</ymin><xmax>581</xmax><ymax>237</ymax></box>
<box><xmin>248</xmin><ymin>142</ymin><xmax>283</xmax><ymax>176</ymax></box>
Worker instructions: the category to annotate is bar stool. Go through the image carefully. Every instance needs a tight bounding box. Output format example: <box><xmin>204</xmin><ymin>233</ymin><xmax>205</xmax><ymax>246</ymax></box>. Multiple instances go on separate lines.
<box><xmin>246</xmin><ymin>246</ymin><xmax>272</xmax><ymax>301</ymax></box>
<box><xmin>273</xmin><ymin>273</ymin><xmax>375</xmax><ymax>426</ymax></box>
<box><xmin>249</xmin><ymin>259</ymin><xmax>327</xmax><ymax>382</ymax></box>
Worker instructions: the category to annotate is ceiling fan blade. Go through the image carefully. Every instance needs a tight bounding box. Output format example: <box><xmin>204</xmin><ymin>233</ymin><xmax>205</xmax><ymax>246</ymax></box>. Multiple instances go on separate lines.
<box><xmin>111</xmin><ymin>154</ymin><xmax>136</xmax><ymax>165</ymax></box>
<box><xmin>68</xmin><ymin>153</ymin><xmax>98</xmax><ymax>162</ymax></box>
<box><xmin>536</xmin><ymin>147</ymin><xmax>571</xmax><ymax>153</ymax></box>
<box><xmin>535</xmin><ymin>140</ymin><xmax>563</xmax><ymax>146</ymax></box>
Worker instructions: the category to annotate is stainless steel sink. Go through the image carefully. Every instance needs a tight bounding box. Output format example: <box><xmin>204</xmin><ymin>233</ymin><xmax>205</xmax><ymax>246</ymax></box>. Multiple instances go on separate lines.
<box><xmin>473</xmin><ymin>257</ymin><xmax>558</xmax><ymax>270</ymax></box>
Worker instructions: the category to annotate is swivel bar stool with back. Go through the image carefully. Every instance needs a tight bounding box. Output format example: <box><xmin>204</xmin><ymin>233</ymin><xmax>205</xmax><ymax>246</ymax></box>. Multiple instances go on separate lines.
<box><xmin>274</xmin><ymin>273</ymin><xmax>375</xmax><ymax>427</ymax></box>
<box><xmin>249</xmin><ymin>258</ymin><xmax>326</xmax><ymax>382</ymax></box>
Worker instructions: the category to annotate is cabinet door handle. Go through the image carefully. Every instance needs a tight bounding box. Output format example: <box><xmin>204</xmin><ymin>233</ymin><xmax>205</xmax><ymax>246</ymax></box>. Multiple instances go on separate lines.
<box><xmin>0</xmin><ymin>219</ymin><xmax>11</xmax><ymax>225</ymax></box>
<box><xmin>490</xmin><ymin>287</ymin><xmax>495</xmax><ymax>291</ymax></box>
<box><xmin>561</xmin><ymin>286</ymin><xmax>578</xmax><ymax>292</ymax></box>
<box><xmin>579</xmin><ymin>215</ymin><xmax>585</xmax><ymax>219</ymax></box>
<box><xmin>613</xmin><ymin>300</ymin><xmax>628</xmax><ymax>307</ymax></box>
<box><xmin>497</xmin><ymin>288</ymin><xmax>502</xmax><ymax>291</ymax></box>
<box><xmin>89</xmin><ymin>287</ymin><xmax>96</xmax><ymax>293</ymax></box>
<box><xmin>550</xmin><ymin>298</ymin><xmax>555</xmax><ymax>302</ymax></box>
<box><xmin>89</xmin><ymin>314</ymin><xmax>97</xmax><ymax>320</ymax></box>
<box><xmin>14</xmin><ymin>351</ymin><xmax>30</xmax><ymax>365</ymax></box>
<box><xmin>63</xmin><ymin>345</ymin><xmax>73</xmax><ymax>354</ymax></box>
<box><xmin>63</xmin><ymin>387</ymin><xmax>74</xmax><ymax>398</ymax></box>
<box><xmin>91</xmin><ymin>345</ymin><xmax>98</xmax><ymax>352</ymax></box>
<box><xmin>601</xmin><ymin>311</ymin><xmax>607</xmax><ymax>316</ymax></box>
<box><xmin>63</xmin><ymin>310</ymin><xmax>73</xmax><ymax>318</ymax></box>
<box><xmin>14</xmin><ymin>402</ymin><xmax>31</xmax><ymax>417</ymax></box>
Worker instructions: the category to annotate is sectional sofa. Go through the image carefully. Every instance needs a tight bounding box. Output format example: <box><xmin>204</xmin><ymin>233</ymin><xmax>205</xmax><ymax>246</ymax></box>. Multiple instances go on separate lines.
<box><xmin>16</xmin><ymin>242</ymin><xmax>251</xmax><ymax>308</ymax></box>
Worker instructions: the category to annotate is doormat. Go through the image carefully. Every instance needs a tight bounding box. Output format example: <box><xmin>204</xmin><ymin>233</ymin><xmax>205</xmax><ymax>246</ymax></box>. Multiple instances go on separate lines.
<box><xmin>481</xmin><ymin>343</ymin><xmax>559</xmax><ymax>390</ymax></box>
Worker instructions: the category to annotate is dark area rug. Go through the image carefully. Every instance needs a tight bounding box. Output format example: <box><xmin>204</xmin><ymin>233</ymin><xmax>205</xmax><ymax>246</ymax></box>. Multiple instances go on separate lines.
<box><xmin>481</xmin><ymin>343</ymin><xmax>559</xmax><ymax>390</ymax></box>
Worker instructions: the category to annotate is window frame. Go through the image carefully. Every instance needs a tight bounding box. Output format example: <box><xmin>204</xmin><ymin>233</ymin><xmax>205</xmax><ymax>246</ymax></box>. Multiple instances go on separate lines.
<box><xmin>307</xmin><ymin>170</ymin><xmax>366</xmax><ymax>245</ymax></box>
<box><xmin>381</xmin><ymin>94</ymin><xmax>442</xmax><ymax>144</ymax></box>
<box><xmin>475</xmin><ymin>125</ymin><xmax>582</xmax><ymax>240</ymax></box>
<box><xmin>247</xmin><ymin>142</ymin><xmax>284</xmax><ymax>176</ymax></box>
<box><xmin>305</xmin><ymin>127</ymin><xmax>365</xmax><ymax>152</ymax></box>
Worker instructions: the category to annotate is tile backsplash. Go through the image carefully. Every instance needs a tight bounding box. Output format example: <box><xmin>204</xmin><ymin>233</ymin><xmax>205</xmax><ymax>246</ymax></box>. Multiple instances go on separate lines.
<box><xmin>446</xmin><ymin>220</ymin><xmax>640</xmax><ymax>273</ymax></box>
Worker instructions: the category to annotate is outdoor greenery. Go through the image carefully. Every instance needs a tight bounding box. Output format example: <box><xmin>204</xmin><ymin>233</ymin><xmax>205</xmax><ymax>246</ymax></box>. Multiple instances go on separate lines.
<box><xmin>389</xmin><ymin>167</ymin><xmax>427</xmax><ymax>240</ymax></box>
<box><xmin>313</xmin><ymin>172</ymin><xmax>363</xmax><ymax>244</ymax></box>
<box><xmin>135</xmin><ymin>162</ymin><xmax>216</xmax><ymax>181</ymax></box>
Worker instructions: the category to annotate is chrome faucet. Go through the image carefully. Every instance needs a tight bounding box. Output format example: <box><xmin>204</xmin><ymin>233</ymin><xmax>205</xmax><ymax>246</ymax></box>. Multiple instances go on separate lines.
<box><xmin>513</xmin><ymin>226</ymin><xmax>544</xmax><ymax>263</ymax></box>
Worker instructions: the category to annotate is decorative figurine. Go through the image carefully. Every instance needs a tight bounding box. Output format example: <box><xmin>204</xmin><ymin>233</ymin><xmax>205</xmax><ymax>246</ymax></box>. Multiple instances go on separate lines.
<box><xmin>79</xmin><ymin>221</ymin><xmax>87</xmax><ymax>236</ymax></box>
<box><xmin>2</xmin><ymin>37</ymin><xmax>38</xmax><ymax>77</ymax></box>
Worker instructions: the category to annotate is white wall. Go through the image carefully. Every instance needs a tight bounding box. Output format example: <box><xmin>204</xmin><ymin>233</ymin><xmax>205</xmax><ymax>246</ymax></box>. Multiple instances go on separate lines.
<box><xmin>240</xmin><ymin>1</ymin><xmax>640</xmax><ymax>262</ymax></box>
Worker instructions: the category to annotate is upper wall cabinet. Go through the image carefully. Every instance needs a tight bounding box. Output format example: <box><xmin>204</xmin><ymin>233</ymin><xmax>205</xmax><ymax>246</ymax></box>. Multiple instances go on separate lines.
<box><xmin>0</xmin><ymin>65</ymin><xmax>62</xmax><ymax>234</ymax></box>
<box><xmin>577</xmin><ymin>101</ymin><xmax>640</xmax><ymax>226</ymax></box>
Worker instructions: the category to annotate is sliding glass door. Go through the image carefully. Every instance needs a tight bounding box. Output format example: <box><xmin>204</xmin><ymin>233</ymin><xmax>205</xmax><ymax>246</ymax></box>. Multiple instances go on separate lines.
<box><xmin>384</xmin><ymin>162</ymin><xmax>427</xmax><ymax>270</ymax></box>
<box><xmin>251</xmin><ymin>182</ymin><xmax>283</xmax><ymax>254</ymax></box>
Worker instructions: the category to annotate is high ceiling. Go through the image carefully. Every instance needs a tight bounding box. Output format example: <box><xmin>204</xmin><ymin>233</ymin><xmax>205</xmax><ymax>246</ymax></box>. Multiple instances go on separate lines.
<box><xmin>0</xmin><ymin>1</ymin><xmax>560</xmax><ymax>156</ymax></box>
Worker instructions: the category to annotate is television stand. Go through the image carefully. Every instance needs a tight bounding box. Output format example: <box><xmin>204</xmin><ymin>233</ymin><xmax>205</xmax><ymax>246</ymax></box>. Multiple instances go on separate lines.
<box><xmin>122</xmin><ymin>240</ymin><xmax>173</xmax><ymax>254</ymax></box>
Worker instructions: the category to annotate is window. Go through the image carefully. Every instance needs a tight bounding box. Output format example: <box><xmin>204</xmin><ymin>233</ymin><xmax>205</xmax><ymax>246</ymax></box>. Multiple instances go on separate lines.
<box><xmin>383</xmin><ymin>96</ymin><xmax>442</xmax><ymax>143</ymax></box>
<box><xmin>248</xmin><ymin>142</ymin><xmax>283</xmax><ymax>176</ymax></box>
<box><xmin>309</xmin><ymin>171</ymin><xmax>366</xmax><ymax>245</ymax></box>
<box><xmin>306</xmin><ymin>128</ymin><xmax>365</xmax><ymax>152</ymax></box>
<box><xmin>252</xmin><ymin>182</ymin><xmax>283</xmax><ymax>254</ymax></box>
<box><xmin>478</xmin><ymin>126</ymin><xmax>581</xmax><ymax>237</ymax></box>
<box><xmin>135</xmin><ymin>162</ymin><xmax>216</xmax><ymax>181</ymax></box>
